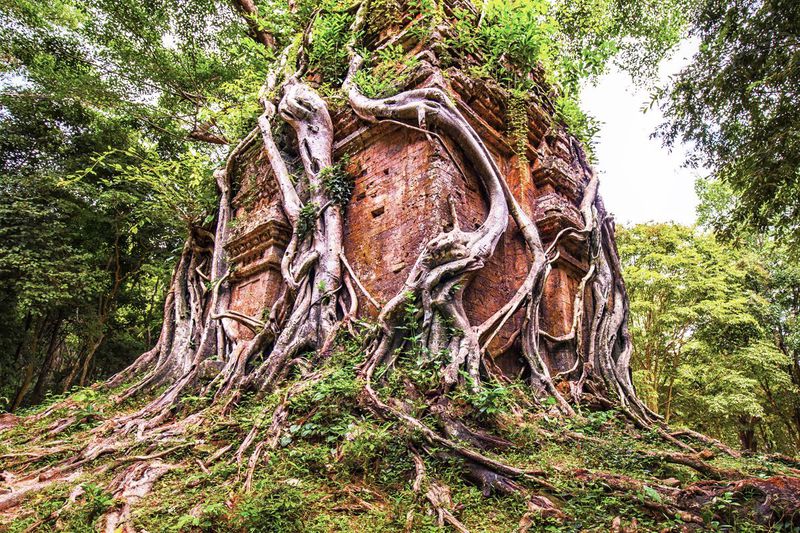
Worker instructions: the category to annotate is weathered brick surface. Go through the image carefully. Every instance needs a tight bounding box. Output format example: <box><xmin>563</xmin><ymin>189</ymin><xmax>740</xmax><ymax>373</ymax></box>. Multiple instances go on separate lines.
<box><xmin>342</xmin><ymin>125</ymin><xmax>448</xmax><ymax>302</ymax></box>
<box><xmin>223</xmin><ymin>149</ymin><xmax>290</xmax><ymax>341</ymax></box>
<box><xmin>225</xmin><ymin>73</ymin><xmax>594</xmax><ymax>372</ymax></box>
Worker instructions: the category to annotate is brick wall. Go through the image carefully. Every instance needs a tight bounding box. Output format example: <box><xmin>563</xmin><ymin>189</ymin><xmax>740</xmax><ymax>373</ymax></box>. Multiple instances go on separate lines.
<box><xmin>225</xmin><ymin>74</ymin><xmax>594</xmax><ymax>374</ymax></box>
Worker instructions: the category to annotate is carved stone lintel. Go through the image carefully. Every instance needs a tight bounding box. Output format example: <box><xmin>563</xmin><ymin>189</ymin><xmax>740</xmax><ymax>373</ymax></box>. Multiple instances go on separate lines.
<box><xmin>532</xmin><ymin>157</ymin><xmax>583</xmax><ymax>200</ymax></box>
<box><xmin>534</xmin><ymin>193</ymin><xmax>583</xmax><ymax>236</ymax></box>
<box><xmin>225</xmin><ymin>219</ymin><xmax>291</xmax><ymax>280</ymax></box>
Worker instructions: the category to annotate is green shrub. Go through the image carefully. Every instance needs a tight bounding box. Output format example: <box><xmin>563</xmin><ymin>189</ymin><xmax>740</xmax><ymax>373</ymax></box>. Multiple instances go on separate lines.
<box><xmin>308</xmin><ymin>11</ymin><xmax>355</xmax><ymax>83</ymax></box>
<box><xmin>296</xmin><ymin>202</ymin><xmax>318</xmax><ymax>239</ymax></box>
<box><xmin>452</xmin><ymin>375</ymin><xmax>518</xmax><ymax>419</ymax></box>
<box><xmin>58</xmin><ymin>483</ymin><xmax>116</xmax><ymax>530</ymax></box>
<box><xmin>353</xmin><ymin>44</ymin><xmax>420</xmax><ymax>98</ymax></box>
<box><xmin>320</xmin><ymin>155</ymin><xmax>354</xmax><ymax>207</ymax></box>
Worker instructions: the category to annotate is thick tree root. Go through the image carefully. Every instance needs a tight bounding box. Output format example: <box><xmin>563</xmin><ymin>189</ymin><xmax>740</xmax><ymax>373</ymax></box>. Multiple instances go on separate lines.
<box><xmin>102</xmin><ymin>461</ymin><xmax>177</xmax><ymax>533</ymax></box>
<box><xmin>0</xmin><ymin>470</ymin><xmax>83</xmax><ymax>513</ymax></box>
<box><xmin>425</xmin><ymin>480</ymin><xmax>471</xmax><ymax>533</ymax></box>
<box><xmin>344</xmin><ymin>68</ymin><xmax>510</xmax><ymax>392</ymax></box>
<box><xmin>671</xmin><ymin>428</ymin><xmax>742</xmax><ymax>458</ymax></box>
<box><xmin>639</xmin><ymin>450</ymin><xmax>742</xmax><ymax>481</ymax></box>
<box><xmin>677</xmin><ymin>476</ymin><xmax>800</xmax><ymax>525</ymax></box>
<box><xmin>572</xmin><ymin>469</ymin><xmax>704</xmax><ymax>524</ymax></box>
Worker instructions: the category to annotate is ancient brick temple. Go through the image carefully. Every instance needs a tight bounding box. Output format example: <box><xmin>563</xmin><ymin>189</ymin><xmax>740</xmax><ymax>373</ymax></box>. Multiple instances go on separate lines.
<box><xmin>223</xmin><ymin>15</ymin><xmax>595</xmax><ymax>377</ymax></box>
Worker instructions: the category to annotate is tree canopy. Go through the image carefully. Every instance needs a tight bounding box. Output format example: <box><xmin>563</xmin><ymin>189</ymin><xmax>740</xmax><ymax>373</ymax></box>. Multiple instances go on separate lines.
<box><xmin>659</xmin><ymin>0</ymin><xmax>800</xmax><ymax>246</ymax></box>
<box><xmin>620</xmin><ymin>222</ymin><xmax>800</xmax><ymax>453</ymax></box>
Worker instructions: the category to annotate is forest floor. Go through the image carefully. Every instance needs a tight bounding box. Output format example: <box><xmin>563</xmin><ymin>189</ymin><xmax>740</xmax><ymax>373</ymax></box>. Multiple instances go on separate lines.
<box><xmin>1</xmin><ymin>335</ymin><xmax>799</xmax><ymax>532</ymax></box>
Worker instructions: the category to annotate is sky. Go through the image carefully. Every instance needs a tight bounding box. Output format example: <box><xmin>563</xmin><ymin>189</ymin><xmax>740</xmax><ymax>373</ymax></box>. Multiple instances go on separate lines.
<box><xmin>580</xmin><ymin>40</ymin><xmax>704</xmax><ymax>226</ymax></box>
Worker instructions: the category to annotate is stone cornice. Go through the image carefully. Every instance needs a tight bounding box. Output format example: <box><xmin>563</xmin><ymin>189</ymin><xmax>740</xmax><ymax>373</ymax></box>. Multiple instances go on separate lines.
<box><xmin>225</xmin><ymin>219</ymin><xmax>291</xmax><ymax>279</ymax></box>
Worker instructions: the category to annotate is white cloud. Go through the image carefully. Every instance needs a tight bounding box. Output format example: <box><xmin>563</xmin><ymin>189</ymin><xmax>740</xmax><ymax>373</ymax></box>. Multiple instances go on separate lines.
<box><xmin>580</xmin><ymin>40</ymin><xmax>705</xmax><ymax>226</ymax></box>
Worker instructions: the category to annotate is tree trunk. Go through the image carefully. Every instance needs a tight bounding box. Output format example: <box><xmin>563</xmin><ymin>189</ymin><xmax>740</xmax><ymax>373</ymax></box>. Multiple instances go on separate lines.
<box><xmin>10</xmin><ymin>315</ymin><xmax>50</xmax><ymax>411</ymax></box>
<box><xmin>61</xmin><ymin>333</ymin><xmax>106</xmax><ymax>393</ymax></box>
<box><xmin>77</xmin><ymin>333</ymin><xmax>104</xmax><ymax>387</ymax></box>
<box><xmin>10</xmin><ymin>365</ymin><xmax>35</xmax><ymax>413</ymax></box>
<box><xmin>739</xmin><ymin>416</ymin><xmax>758</xmax><ymax>453</ymax></box>
<box><xmin>30</xmin><ymin>315</ymin><xmax>64</xmax><ymax>405</ymax></box>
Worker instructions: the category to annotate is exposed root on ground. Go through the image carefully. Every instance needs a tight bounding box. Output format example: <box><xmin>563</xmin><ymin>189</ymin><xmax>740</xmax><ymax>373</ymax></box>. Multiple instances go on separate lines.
<box><xmin>102</xmin><ymin>461</ymin><xmax>178</xmax><ymax>533</ymax></box>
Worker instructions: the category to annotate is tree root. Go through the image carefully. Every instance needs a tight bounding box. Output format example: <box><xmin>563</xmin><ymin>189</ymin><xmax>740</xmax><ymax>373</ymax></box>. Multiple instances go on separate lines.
<box><xmin>671</xmin><ymin>428</ymin><xmax>741</xmax><ymax>458</ymax></box>
<box><xmin>0</xmin><ymin>414</ymin><xmax>18</xmax><ymax>431</ymax></box>
<box><xmin>409</xmin><ymin>450</ymin><xmax>470</xmax><ymax>533</ymax></box>
<box><xmin>571</xmin><ymin>469</ymin><xmax>703</xmax><ymax>524</ymax></box>
<box><xmin>639</xmin><ymin>450</ymin><xmax>742</xmax><ymax>481</ymax></box>
<box><xmin>102</xmin><ymin>461</ymin><xmax>178</xmax><ymax>533</ymax></box>
<box><xmin>425</xmin><ymin>480</ymin><xmax>471</xmax><ymax>533</ymax></box>
<box><xmin>677</xmin><ymin>476</ymin><xmax>800</xmax><ymax>525</ymax></box>
<box><xmin>0</xmin><ymin>470</ymin><xmax>83</xmax><ymax>513</ymax></box>
<box><xmin>235</xmin><ymin>369</ymin><xmax>325</xmax><ymax>489</ymax></box>
<box><xmin>17</xmin><ymin>483</ymin><xmax>85</xmax><ymax>532</ymax></box>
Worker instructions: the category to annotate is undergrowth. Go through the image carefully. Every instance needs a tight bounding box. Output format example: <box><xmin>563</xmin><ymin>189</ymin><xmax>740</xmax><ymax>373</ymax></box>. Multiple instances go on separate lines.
<box><xmin>2</xmin><ymin>334</ymin><xmax>798</xmax><ymax>532</ymax></box>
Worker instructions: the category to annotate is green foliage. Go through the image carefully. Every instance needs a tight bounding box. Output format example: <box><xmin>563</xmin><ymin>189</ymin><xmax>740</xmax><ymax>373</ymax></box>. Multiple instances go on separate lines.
<box><xmin>620</xmin><ymin>222</ymin><xmax>800</xmax><ymax>453</ymax></box>
<box><xmin>308</xmin><ymin>9</ymin><xmax>356</xmax><ymax>84</ymax></box>
<box><xmin>0</xmin><ymin>0</ymin><xmax>256</xmax><ymax>407</ymax></box>
<box><xmin>379</xmin><ymin>291</ymin><xmax>447</xmax><ymax>393</ymax></box>
<box><xmin>401</xmin><ymin>291</ymin><xmax>424</xmax><ymax>355</ymax></box>
<box><xmin>0</xmin><ymin>0</ymin><xmax>272</xmax><ymax>147</ymax></box>
<box><xmin>446</xmin><ymin>0</ymin><xmax>554</xmax><ymax>90</ymax></box>
<box><xmin>659</xmin><ymin>0</ymin><xmax>800</xmax><ymax>247</ymax></box>
<box><xmin>452</xmin><ymin>374</ymin><xmax>518</xmax><ymax>419</ymax></box>
<box><xmin>554</xmin><ymin>95</ymin><xmax>600</xmax><ymax>153</ymax></box>
<box><xmin>71</xmin><ymin>146</ymin><xmax>218</xmax><ymax>229</ymax></box>
<box><xmin>233</xmin><ymin>482</ymin><xmax>308</xmax><ymax>532</ymax></box>
<box><xmin>365</xmin><ymin>0</ymin><xmax>401</xmax><ymax>35</ymax></box>
<box><xmin>79</xmin><ymin>483</ymin><xmax>116</xmax><ymax>519</ymax></box>
<box><xmin>553</xmin><ymin>0</ymin><xmax>689</xmax><ymax>84</ymax></box>
<box><xmin>42</xmin><ymin>483</ymin><xmax>118</xmax><ymax>530</ymax></box>
<box><xmin>477</xmin><ymin>0</ymin><xmax>556</xmax><ymax>86</ymax></box>
<box><xmin>353</xmin><ymin>44</ymin><xmax>420</xmax><ymax>98</ymax></box>
<box><xmin>0</xmin><ymin>120</ymin><xmax>179</xmax><ymax>406</ymax></box>
<box><xmin>173</xmin><ymin>501</ymin><xmax>228</xmax><ymax>531</ymax></box>
<box><xmin>443</xmin><ymin>0</ymin><xmax>689</xmax><ymax>146</ymax></box>
<box><xmin>296</xmin><ymin>202</ymin><xmax>319</xmax><ymax>239</ymax></box>
<box><xmin>3</xmin><ymin>333</ymin><xmax>799</xmax><ymax>532</ymax></box>
<box><xmin>336</xmin><ymin>421</ymin><xmax>400</xmax><ymax>476</ymax></box>
<box><xmin>508</xmin><ymin>90</ymin><xmax>530</xmax><ymax>165</ymax></box>
<box><xmin>567</xmin><ymin>409</ymin><xmax>618</xmax><ymax>435</ymax></box>
<box><xmin>288</xmin><ymin>365</ymin><xmax>361</xmax><ymax>415</ymax></box>
<box><xmin>320</xmin><ymin>155</ymin><xmax>354</xmax><ymax>207</ymax></box>
<box><xmin>406</xmin><ymin>0</ymin><xmax>444</xmax><ymax>41</ymax></box>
